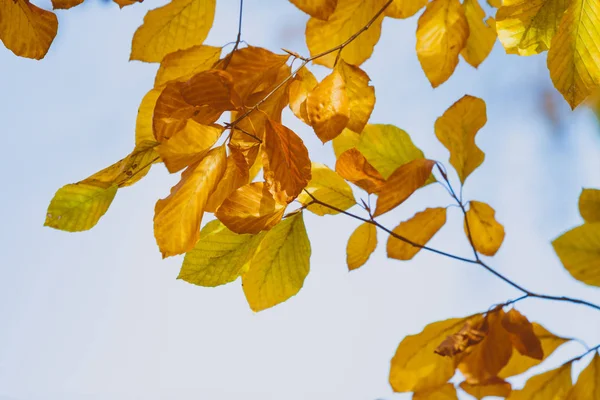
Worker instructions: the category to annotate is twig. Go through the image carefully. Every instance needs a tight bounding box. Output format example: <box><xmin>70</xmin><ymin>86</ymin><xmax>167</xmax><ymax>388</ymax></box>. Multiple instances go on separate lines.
<box><xmin>222</xmin><ymin>0</ymin><xmax>244</xmax><ymax>70</ymax></box>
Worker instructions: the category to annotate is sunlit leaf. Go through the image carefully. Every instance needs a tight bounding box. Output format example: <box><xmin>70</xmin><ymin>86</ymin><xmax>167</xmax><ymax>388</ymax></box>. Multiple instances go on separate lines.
<box><xmin>205</xmin><ymin>153</ymin><xmax>249</xmax><ymax>213</ymax></box>
<box><xmin>464</xmin><ymin>201</ymin><xmax>505</xmax><ymax>256</ymax></box>
<box><xmin>553</xmin><ymin>222</ymin><xmax>600</xmax><ymax>287</ymax></box>
<box><xmin>387</xmin><ymin>208</ymin><xmax>447</xmax><ymax>260</ymax></box>
<box><xmin>242</xmin><ymin>212</ymin><xmax>311</xmax><ymax>311</ymax></box>
<box><xmin>385</xmin><ymin>0</ymin><xmax>428</xmax><ymax>18</ymax></box>
<box><xmin>416</xmin><ymin>0</ymin><xmax>469</xmax><ymax>87</ymax></box>
<box><xmin>579</xmin><ymin>188</ymin><xmax>600</xmax><ymax>223</ymax></box>
<box><xmin>154</xmin><ymin>146</ymin><xmax>227</xmax><ymax>258</ymax></box>
<box><xmin>136</xmin><ymin>88</ymin><xmax>163</xmax><ymax>144</ymax></box>
<box><xmin>374</xmin><ymin>159</ymin><xmax>435</xmax><ymax>217</ymax></box>
<box><xmin>332</xmin><ymin>128</ymin><xmax>361</xmax><ymax>158</ymax></box>
<box><xmin>336</xmin><ymin>60</ymin><xmax>375</xmax><ymax>133</ymax></box>
<box><xmin>434</xmin><ymin>95</ymin><xmax>486</xmax><ymax>184</ymax></box>
<box><xmin>155</xmin><ymin>45</ymin><xmax>222</xmax><ymax>87</ymax></box>
<box><xmin>289</xmin><ymin>67</ymin><xmax>318</xmax><ymax>125</ymax></box>
<box><xmin>547</xmin><ymin>0</ymin><xmax>600</xmax><ymax>109</ymax></box>
<box><xmin>52</xmin><ymin>0</ymin><xmax>83</xmax><ymax>9</ymax></box>
<box><xmin>413</xmin><ymin>384</ymin><xmax>459</xmax><ymax>400</ymax></box>
<box><xmin>347</xmin><ymin>222</ymin><xmax>377</xmax><ymax>270</ymax></box>
<box><xmin>180</xmin><ymin>69</ymin><xmax>241</xmax><ymax>110</ymax></box>
<box><xmin>461</xmin><ymin>0</ymin><xmax>496</xmax><ymax>68</ymax></box>
<box><xmin>0</xmin><ymin>0</ymin><xmax>58</xmax><ymax>59</ymax></box>
<box><xmin>507</xmin><ymin>363</ymin><xmax>572</xmax><ymax>400</ymax></box>
<box><xmin>459</xmin><ymin>378</ymin><xmax>512</xmax><ymax>399</ymax></box>
<box><xmin>290</xmin><ymin>0</ymin><xmax>337</xmax><ymax>20</ymax></box>
<box><xmin>567</xmin><ymin>353</ymin><xmax>600</xmax><ymax>400</ymax></box>
<box><xmin>306</xmin><ymin>69</ymin><xmax>350</xmax><ymax>143</ymax></box>
<box><xmin>335</xmin><ymin>148</ymin><xmax>385</xmax><ymax>194</ymax></box>
<box><xmin>502</xmin><ymin>308</ymin><xmax>544</xmax><ymax>360</ymax></box>
<box><xmin>297</xmin><ymin>163</ymin><xmax>356</xmax><ymax>216</ymax></box>
<box><xmin>179</xmin><ymin>220</ymin><xmax>266</xmax><ymax>287</ymax></box>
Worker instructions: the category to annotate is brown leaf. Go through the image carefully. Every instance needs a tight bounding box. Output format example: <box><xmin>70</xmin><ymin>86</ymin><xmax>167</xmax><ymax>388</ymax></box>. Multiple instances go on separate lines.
<box><xmin>435</xmin><ymin>314</ymin><xmax>488</xmax><ymax>357</ymax></box>
<box><xmin>335</xmin><ymin>148</ymin><xmax>385</xmax><ymax>194</ymax></box>
<box><xmin>502</xmin><ymin>309</ymin><xmax>544</xmax><ymax>360</ymax></box>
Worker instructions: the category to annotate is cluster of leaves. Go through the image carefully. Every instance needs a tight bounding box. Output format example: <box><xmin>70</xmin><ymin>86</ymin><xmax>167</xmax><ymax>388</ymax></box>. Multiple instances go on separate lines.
<box><xmin>3</xmin><ymin>0</ymin><xmax>600</xmax><ymax>398</ymax></box>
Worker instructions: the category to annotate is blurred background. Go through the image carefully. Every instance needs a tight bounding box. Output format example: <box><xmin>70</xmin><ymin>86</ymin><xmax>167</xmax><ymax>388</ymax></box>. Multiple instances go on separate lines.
<box><xmin>1</xmin><ymin>0</ymin><xmax>600</xmax><ymax>399</ymax></box>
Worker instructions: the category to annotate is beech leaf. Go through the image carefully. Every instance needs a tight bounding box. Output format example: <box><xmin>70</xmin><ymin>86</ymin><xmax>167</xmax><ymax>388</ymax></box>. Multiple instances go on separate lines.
<box><xmin>387</xmin><ymin>208</ymin><xmax>447</xmax><ymax>261</ymax></box>
<box><xmin>297</xmin><ymin>163</ymin><xmax>356</xmax><ymax>216</ymax></box>
<box><xmin>464</xmin><ymin>201</ymin><xmax>505</xmax><ymax>256</ymax></box>
<box><xmin>553</xmin><ymin>222</ymin><xmax>600</xmax><ymax>287</ymax></box>
<box><xmin>346</xmin><ymin>222</ymin><xmax>377</xmax><ymax>270</ymax></box>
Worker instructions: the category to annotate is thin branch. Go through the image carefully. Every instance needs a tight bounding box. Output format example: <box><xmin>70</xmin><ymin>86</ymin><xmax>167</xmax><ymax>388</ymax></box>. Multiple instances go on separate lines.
<box><xmin>563</xmin><ymin>344</ymin><xmax>600</xmax><ymax>365</ymax></box>
<box><xmin>222</xmin><ymin>0</ymin><xmax>244</xmax><ymax>70</ymax></box>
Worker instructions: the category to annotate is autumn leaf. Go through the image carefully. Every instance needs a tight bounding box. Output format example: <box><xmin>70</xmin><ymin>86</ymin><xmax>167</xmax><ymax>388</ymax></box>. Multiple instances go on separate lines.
<box><xmin>179</xmin><ymin>220</ymin><xmax>266</xmax><ymax>287</ymax></box>
<box><xmin>242</xmin><ymin>212</ymin><xmax>311</xmax><ymax>312</ymax></box>
<box><xmin>290</xmin><ymin>0</ymin><xmax>337</xmax><ymax>20</ymax></box>
<box><xmin>305</xmin><ymin>0</ymin><xmax>387</xmax><ymax>67</ymax></box>
<box><xmin>52</xmin><ymin>0</ymin><xmax>83</xmax><ymax>10</ymax></box>
<box><xmin>553</xmin><ymin>222</ymin><xmax>600</xmax><ymax>287</ymax></box>
<box><xmin>416</xmin><ymin>0</ymin><xmax>469</xmax><ymax>87</ymax></box>
<box><xmin>306</xmin><ymin>69</ymin><xmax>350</xmax><ymax>143</ymax></box>
<box><xmin>374</xmin><ymin>159</ymin><xmax>436</xmax><ymax>217</ymax></box>
<box><xmin>297</xmin><ymin>163</ymin><xmax>356</xmax><ymax>216</ymax></box>
<box><xmin>136</xmin><ymin>88</ymin><xmax>163</xmax><ymax>144</ymax></box>
<box><xmin>387</xmin><ymin>208</ymin><xmax>447</xmax><ymax>260</ymax></box>
<box><xmin>413</xmin><ymin>384</ymin><xmax>459</xmax><ymax>400</ymax></box>
<box><xmin>507</xmin><ymin>363</ymin><xmax>572</xmax><ymax>400</ymax></box>
<box><xmin>289</xmin><ymin>67</ymin><xmax>318</xmax><ymax>125</ymax></box>
<box><xmin>459</xmin><ymin>377</ymin><xmax>512</xmax><ymax>399</ymax></box>
<box><xmin>435</xmin><ymin>95</ymin><xmax>486</xmax><ymax>184</ymax></box>
<box><xmin>435</xmin><ymin>314</ymin><xmax>488</xmax><ymax>356</ymax></box>
<box><xmin>154</xmin><ymin>146</ymin><xmax>227</xmax><ymax>258</ymax></box>
<box><xmin>547</xmin><ymin>0</ymin><xmax>600</xmax><ymax>109</ymax></box>
<box><xmin>154</xmin><ymin>45</ymin><xmax>222</xmax><ymax>87</ymax></box>
<box><xmin>385</xmin><ymin>0</ymin><xmax>429</xmax><ymax>19</ymax></box>
<box><xmin>180</xmin><ymin>69</ymin><xmax>240</xmax><ymax>110</ymax></box>
<box><xmin>347</xmin><ymin>222</ymin><xmax>377</xmax><ymax>270</ymax></box>
<box><xmin>130</xmin><ymin>0</ymin><xmax>216</xmax><ymax>62</ymax></box>
<box><xmin>113</xmin><ymin>0</ymin><xmax>142</xmax><ymax>7</ymax></box>
<box><xmin>332</xmin><ymin>128</ymin><xmax>361</xmax><ymax>158</ymax></box>
<box><xmin>567</xmin><ymin>353</ymin><xmax>600</xmax><ymax>400</ymax></box>
<box><xmin>496</xmin><ymin>0</ymin><xmax>570</xmax><ymax>56</ymax></box>
<box><xmin>501</xmin><ymin>308</ymin><xmax>544</xmax><ymax>360</ymax></box>
<box><xmin>205</xmin><ymin>153</ymin><xmax>249</xmax><ymax>213</ymax></box>
<box><xmin>215</xmin><ymin>182</ymin><xmax>287</xmax><ymax>234</ymax></box>
<box><xmin>336</xmin><ymin>60</ymin><xmax>375</xmax><ymax>133</ymax></box>
<box><xmin>335</xmin><ymin>148</ymin><xmax>385</xmax><ymax>194</ymax></box>
<box><xmin>0</xmin><ymin>0</ymin><xmax>58</xmax><ymax>59</ymax></box>
<box><xmin>461</xmin><ymin>0</ymin><xmax>496</xmax><ymax>68</ymax></box>
<box><xmin>579</xmin><ymin>188</ymin><xmax>600</xmax><ymax>223</ymax></box>
<box><xmin>464</xmin><ymin>201</ymin><xmax>505</xmax><ymax>256</ymax></box>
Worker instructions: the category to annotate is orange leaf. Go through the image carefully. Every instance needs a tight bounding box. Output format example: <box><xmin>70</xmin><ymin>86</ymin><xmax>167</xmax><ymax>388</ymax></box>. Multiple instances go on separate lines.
<box><xmin>335</xmin><ymin>148</ymin><xmax>385</xmax><ymax>194</ymax></box>
<box><xmin>113</xmin><ymin>0</ymin><xmax>142</xmax><ymax>8</ymax></box>
<box><xmin>374</xmin><ymin>159</ymin><xmax>435</xmax><ymax>217</ymax></box>
<box><xmin>215</xmin><ymin>182</ymin><xmax>287</xmax><ymax>234</ymax></box>
<box><xmin>464</xmin><ymin>201</ymin><xmax>505</xmax><ymax>256</ymax></box>
<box><xmin>289</xmin><ymin>67</ymin><xmax>318</xmax><ymax>125</ymax></box>
<box><xmin>205</xmin><ymin>152</ymin><xmax>249</xmax><ymax>213</ymax></box>
<box><xmin>155</xmin><ymin>45</ymin><xmax>222</xmax><ymax>87</ymax></box>
<box><xmin>336</xmin><ymin>60</ymin><xmax>375</xmax><ymax>133</ymax></box>
<box><xmin>459</xmin><ymin>377</ymin><xmax>512</xmax><ymax>399</ymax></box>
<box><xmin>306</xmin><ymin>69</ymin><xmax>350</xmax><ymax>143</ymax></box>
<box><xmin>180</xmin><ymin>69</ymin><xmax>241</xmax><ymax>109</ymax></box>
<box><xmin>387</xmin><ymin>208</ymin><xmax>447</xmax><ymax>261</ymax></box>
<box><xmin>52</xmin><ymin>0</ymin><xmax>83</xmax><ymax>9</ymax></box>
<box><xmin>290</xmin><ymin>0</ymin><xmax>337</xmax><ymax>20</ymax></box>
<box><xmin>502</xmin><ymin>309</ymin><xmax>544</xmax><ymax>360</ymax></box>
<box><xmin>346</xmin><ymin>222</ymin><xmax>377</xmax><ymax>270</ymax></box>
<box><xmin>435</xmin><ymin>314</ymin><xmax>488</xmax><ymax>357</ymax></box>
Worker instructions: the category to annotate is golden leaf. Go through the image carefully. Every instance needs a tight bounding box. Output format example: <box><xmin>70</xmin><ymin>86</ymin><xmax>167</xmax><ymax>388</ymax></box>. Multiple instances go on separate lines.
<box><xmin>507</xmin><ymin>363</ymin><xmax>572</xmax><ymax>400</ymax></box>
<box><xmin>335</xmin><ymin>148</ymin><xmax>385</xmax><ymax>194</ymax></box>
<box><xmin>242</xmin><ymin>212</ymin><xmax>311</xmax><ymax>311</ymax></box>
<box><xmin>215</xmin><ymin>182</ymin><xmax>287</xmax><ymax>234</ymax></box>
<box><xmin>501</xmin><ymin>308</ymin><xmax>544</xmax><ymax>360</ymax></box>
<box><xmin>290</xmin><ymin>0</ymin><xmax>337</xmax><ymax>20</ymax></box>
<box><xmin>297</xmin><ymin>163</ymin><xmax>356</xmax><ymax>216</ymax></box>
<box><xmin>130</xmin><ymin>0</ymin><xmax>216</xmax><ymax>62</ymax></box>
<box><xmin>416</xmin><ymin>0</ymin><xmax>469</xmax><ymax>87</ymax></box>
<box><xmin>464</xmin><ymin>201</ymin><xmax>505</xmax><ymax>256</ymax></box>
<box><xmin>332</xmin><ymin>128</ymin><xmax>361</xmax><ymax>158</ymax></box>
<box><xmin>547</xmin><ymin>0</ymin><xmax>600</xmax><ymax>109</ymax></box>
<box><xmin>459</xmin><ymin>377</ymin><xmax>512</xmax><ymax>399</ymax></box>
<box><xmin>374</xmin><ymin>159</ymin><xmax>436</xmax><ymax>217</ymax></box>
<box><xmin>387</xmin><ymin>208</ymin><xmax>447</xmax><ymax>260</ymax></box>
<box><xmin>306</xmin><ymin>69</ymin><xmax>350</xmax><ymax>143</ymax></box>
<box><xmin>179</xmin><ymin>220</ymin><xmax>266</xmax><ymax>287</ymax></box>
<box><xmin>435</xmin><ymin>314</ymin><xmax>488</xmax><ymax>356</ymax></box>
<box><xmin>180</xmin><ymin>69</ymin><xmax>241</xmax><ymax>109</ymax></box>
<box><xmin>306</xmin><ymin>0</ymin><xmax>387</xmax><ymax>67</ymax></box>
<box><xmin>154</xmin><ymin>146</ymin><xmax>227</xmax><ymax>258</ymax></box>
<box><xmin>434</xmin><ymin>95</ymin><xmax>486</xmax><ymax>184</ymax></box>
<box><xmin>0</xmin><ymin>0</ymin><xmax>58</xmax><ymax>60</ymax></box>
<box><xmin>113</xmin><ymin>0</ymin><xmax>142</xmax><ymax>7</ymax></box>
<box><xmin>385</xmin><ymin>0</ymin><xmax>429</xmax><ymax>19</ymax></box>
<box><xmin>336</xmin><ymin>60</ymin><xmax>375</xmax><ymax>133</ymax></box>
<box><xmin>346</xmin><ymin>222</ymin><xmax>377</xmax><ymax>270</ymax></box>
<box><xmin>579</xmin><ymin>188</ymin><xmax>600</xmax><ymax>223</ymax></box>
<box><xmin>567</xmin><ymin>353</ymin><xmax>600</xmax><ymax>400</ymax></box>
<box><xmin>553</xmin><ymin>222</ymin><xmax>600</xmax><ymax>287</ymax></box>
<box><xmin>155</xmin><ymin>45</ymin><xmax>222</xmax><ymax>87</ymax></box>
<box><xmin>52</xmin><ymin>0</ymin><xmax>83</xmax><ymax>9</ymax></box>
<box><xmin>461</xmin><ymin>0</ymin><xmax>497</xmax><ymax>68</ymax></box>
<box><xmin>413</xmin><ymin>384</ymin><xmax>459</xmax><ymax>400</ymax></box>
<box><xmin>136</xmin><ymin>88</ymin><xmax>163</xmax><ymax>144</ymax></box>
<box><xmin>496</xmin><ymin>0</ymin><xmax>569</xmax><ymax>56</ymax></box>
<box><xmin>488</xmin><ymin>0</ymin><xmax>502</xmax><ymax>7</ymax></box>
<box><xmin>205</xmin><ymin>153</ymin><xmax>249</xmax><ymax>213</ymax></box>
<box><xmin>262</xmin><ymin>119</ymin><xmax>312</xmax><ymax>203</ymax></box>
<box><xmin>289</xmin><ymin>67</ymin><xmax>318</xmax><ymax>125</ymax></box>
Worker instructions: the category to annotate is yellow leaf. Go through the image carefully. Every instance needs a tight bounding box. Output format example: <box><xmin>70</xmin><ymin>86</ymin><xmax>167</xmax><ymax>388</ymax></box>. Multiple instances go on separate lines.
<box><xmin>347</xmin><ymin>222</ymin><xmax>377</xmax><ymax>270</ymax></box>
<box><xmin>374</xmin><ymin>159</ymin><xmax>435</xmax><ymax>217</ymax></box>
<box><xmin>356</xmin><ymin>124</ymin><xmax>429</xmax><ymax>181</ymax></box>
<box><xmin>435</xmin><ymin>314</ymin><xmax>488</xmax><ymax>356</ymax></box>
<box><xmin>45</xmin><ymin>181</ymin><xmax>118</xmax><ymax>232</ymax></box>
<box><xmin>461</xmin><ymin>0</ymin><xmax>497</xmax><ymax>68</ymax></box>
<box><xmin>155</xmin><ymin>45</ymin><xmax>222</xmax><ymax>87</ymax></box>
<box><xmin>387</xmin><ymin>208</ymin><xmax>447</xmax><ymax>260</ymax></box>
<box><xmin>332</xmin><ymin>128</ymin><xmax>361</xmax><ymax>158</ymax></box>
<box><xmin>205</xmin><ymin>153</ymin><xmax>249</xmax><ymax>213</ymax></box>
<box><xmin>459</xmin><ymin>378</ymin><xmax>512</xmax><ymax>399</ymax></box>
<box><xmin>413</xmin><ymin>384</ymin><xmax>459</xmax><ymax>400</ymax></box>
<box><xmin>136</xmin><ymin>88</ymin><xmax>163</xmax><ymax>144</ymax></box>
<box><xmin>553</xmin><ymin>222</ymin><xmax>600</xmax><ymax>287</ymax></box>
<box><xmin>0</xmin><ymin>0</ymin><xmax>58</xmax><ymax>60</ymax></box>
<box><xmin>157</xmin><ymin>121</ymin><xmax>222</xmax><ymax>173</ymax></box>
<box><xmin>179</xmin><ymin>220</ymin><xmax>266</xmax><ymax>287</ymax></box>
<box><xmin>289</xmin><ymin>67</ymin><xmax>318</xmax><ymax>125</ymax></box>
<box><xmin>215</xmin><ymin>182</ymin><xmax>287</xmax><ymax>234</ymax></box>
<box><xmin>306</xmin><ymin>69</ymin><xmax>350</xmax><ymax>143</ymax></box>
<box><xmin>389</xmin><ymin>315</ymin><xmax>479</xmax><ymax>392</ymax></box>
<box><xmin>335</xmin><ymin>148</ymin><xmax>385</xmax><ymax>194</ymax></box>
<box><xmin>336</xmin><ymin>60</ymin><xmax>375</xmax><ymax>133</ymax></box>
<box><xmin>290</xmin><ymin>0</ymin><xmax>337</xmax><ymax>20</ymax></box>
<box><xmin>242</xmin><ymin>213</ymin><xmax>311</xmax><ymax>311</ymax></box>
<box><xmin>435</xmin><ymin>95</ymin><xmax>486</xmax><ymax>184</ymax></box>
<box><xmin>496</xmin><ymin>0</ymin><xmax>569</xmax><ymax>56</ymax></box>
<box><xmin>488</xmin><ymin>0</ymin><xmax>503</xmax><ymax>7</ymax></box>
<box><xmin>547</xmin><ymin>0</ymin><xmax>600</xmax><ymax>109</ymax></box>
<box><xmin>263</xmin><ymin>119</ymin><xmax>312</xmax><ymax>203</ymax></box>
<box><xmin>297</xmin><ymin>163</ymin><xmax>356</xmax><ymax>216</ymax></box>
<box><xmin>579</xmin><ymin>188</ymin><xmax>600</xmax><ymax>223</ymax></box>
<box><xmin>500</xmin><ymin>323</ymin><xmax>570</xmax><ymax>378</ymax></box>
<box><xmin>306</xmin><ymin>0</ymin><xmax>387</xmax><ymax>67</ymax></box>
<box><xmin>464</xmin><ymin>201</ymin><xmax>505</xmax><ymax>256</ymax></box>
<box><xmin>567</xmin><ymin>353</ymin><xmax>600</xmax><ymax>400</ymax></box>
<box><xmin>386</xmin><ymin>0</ymin><xmax>429</xmax><ymax>18</ymax></box>
<box><xmin>502</xmin><ymin>308</ymin><xmax>544</xmax><ymax>360</ymax></box>
<box><xmin>130</xmin><ymin>0</ymin><xmax>216</xmax><ymax>62</ymax></box>
<box><xmin>154</xmin><ymin>146</ymin><xmax>227</xmax><ymax>258</ymax></box>
<box><xmin>416</xmin><ymin>0</ymin><xmax>469</xmax><ymax>87</ymax></box>
<box><xmin>52</xmin><ymin>0</ymin><xmax>83</xmax><ymax>9</ymax></box>
<box><xmin>507</xmin><ymin>363</ymin><xmax>572</xmax><ymax>400</ymax></box>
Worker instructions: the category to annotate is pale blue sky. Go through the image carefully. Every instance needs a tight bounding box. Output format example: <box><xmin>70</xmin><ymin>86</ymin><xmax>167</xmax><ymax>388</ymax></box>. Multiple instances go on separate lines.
<box><xmin>1</xmin><ymin>1</ymin><xmax>600</xmax><ymax>399</ymax></box>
